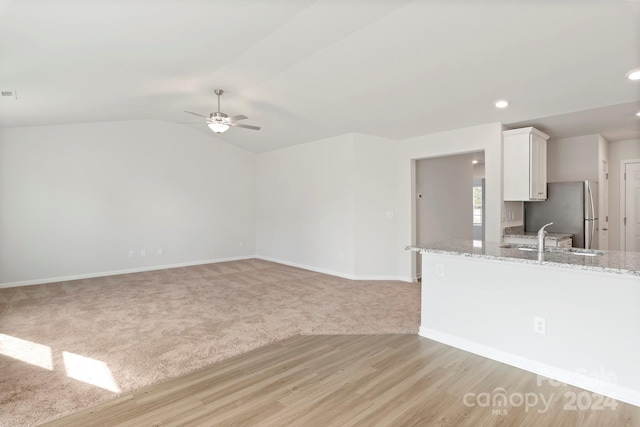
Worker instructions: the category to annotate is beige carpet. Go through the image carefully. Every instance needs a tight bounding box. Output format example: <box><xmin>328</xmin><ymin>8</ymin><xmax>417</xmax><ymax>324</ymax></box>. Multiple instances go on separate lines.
<box><xmin>0</xmin><ymin>259</ymin><xmax>420</xmax><ymax>426</ymax></box>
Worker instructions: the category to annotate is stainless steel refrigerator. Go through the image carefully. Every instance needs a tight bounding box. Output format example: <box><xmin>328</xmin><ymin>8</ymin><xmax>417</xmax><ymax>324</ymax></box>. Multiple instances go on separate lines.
<box><xmin>524</xmin><ymin>181</ymin><xmax>598</xmax><ymax>249</ymax></box>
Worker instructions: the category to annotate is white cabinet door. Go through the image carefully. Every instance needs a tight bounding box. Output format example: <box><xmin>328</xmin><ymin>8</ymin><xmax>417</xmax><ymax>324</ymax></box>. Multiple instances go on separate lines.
<box><xmin>530</xmin><ymin>135</ymin><xmax>547</xmax><ymax>199</ymax></box>
<box><xmin>504</xmin><ymin>127</ymin><xmax>549</xmax><ymax>201</ymax></box>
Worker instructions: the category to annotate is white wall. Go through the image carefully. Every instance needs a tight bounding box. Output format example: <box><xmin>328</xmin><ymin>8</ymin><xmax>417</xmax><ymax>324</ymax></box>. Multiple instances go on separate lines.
<box><xmin>473</xmin><ymin>162</ymin><xmax>485</xmax><ymax>179</ymax></box>
<box><xmin>255</xmin><ymin>134</ymin><xmax>357</xmax><ymax>277</ymax></box>
<box><xmin>608</xmin><ymin>139</ymin><xmax>640</xmax><ymax>250</ymax></box>
<box><xmin>352</xmin><ymin>134</ymin><xmax>399</xmax><ymax>278</ymax></box>
<box><xmin>547</xmin><ymin>135</ymin><xmax>600</xmax><ymax>183</ymax></box>
<box><xmin>0</xmin><ymin>120</ymin><xmax>256</xmax><ymax>285</ymax></box>
<box><xmin>397</xmin><ymin>122</ymin><xmax>503</xmax><ymax>280</ymax></box>
<box><xmin>0</xmin><ymin>120</ymin><xmax>505</xmax><ymax>285</ymax></box>
<box><xmin>256</xmin><ymin>123</ymin><xmax>503</xmax><ymax>282</ymax></box>
<box><xmin>255</xmin><ymin>133</ymin><xmax>399</xmax><ymax>279</ymax></box>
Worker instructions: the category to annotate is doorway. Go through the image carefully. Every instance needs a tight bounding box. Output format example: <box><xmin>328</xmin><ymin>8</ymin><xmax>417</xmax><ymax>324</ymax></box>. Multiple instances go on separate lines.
<box><xmin>600</xmin><ymin>159</ymin><xmax>609</xmax><ymax>250</ymax></box>
<box><xmin>622</xmin><ymin>160</ymin><xmax>640</xmax><ymax>252</ymax></box>
<box><xmin>414</xmin><ymin>151</ymin><xmax>484</xmax><ymax>276</ymax></box>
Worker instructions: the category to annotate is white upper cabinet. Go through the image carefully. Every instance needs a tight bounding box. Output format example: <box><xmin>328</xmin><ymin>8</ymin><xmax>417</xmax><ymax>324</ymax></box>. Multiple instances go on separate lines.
<box><xmin>503</xmin><ymin>127</ymin><xmax>550</xmax><ymax>201</ymax></box>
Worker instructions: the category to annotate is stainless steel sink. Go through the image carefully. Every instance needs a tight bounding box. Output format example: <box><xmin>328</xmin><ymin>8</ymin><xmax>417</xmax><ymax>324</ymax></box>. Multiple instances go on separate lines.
<box><xmin>499</xmin><ymin>244</ymin><xmax>537</xmax><ymax>252</ymax></box>
<box><xmin>563</xmin><ymin>248</ymin><xmax>605</xmax><ymax>257</ymax></box>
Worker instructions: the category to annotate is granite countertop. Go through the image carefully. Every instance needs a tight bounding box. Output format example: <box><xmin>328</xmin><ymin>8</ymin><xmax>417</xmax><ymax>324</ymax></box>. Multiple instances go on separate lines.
<box><xmin>504</xmin><ymin>232</ymin><xmax>573</xmax><ymax>241</ymax></box>
<box><xmin>407</xmin><ymin>240</ymin><xmax>640</xmax><ymax>277</ymax></box>
<box><xmin>503</xmin><ymin>225</ymin><xmax>572</xmax><ymax>241</ymax></box>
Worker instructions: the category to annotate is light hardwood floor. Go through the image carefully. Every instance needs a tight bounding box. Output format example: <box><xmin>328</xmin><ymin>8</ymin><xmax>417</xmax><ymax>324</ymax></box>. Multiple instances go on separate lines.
<box><xmin>42</xmin><ymin>334</ymin><xmax>640</xmax><ymax>426</ymax></box>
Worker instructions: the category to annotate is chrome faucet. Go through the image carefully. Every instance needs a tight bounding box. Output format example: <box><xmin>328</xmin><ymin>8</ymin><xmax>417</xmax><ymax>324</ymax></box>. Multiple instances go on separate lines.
<box><xmin>537</xmin><ymin>222</ymin><xmax>554</xmax><ymax>253</ymax></box>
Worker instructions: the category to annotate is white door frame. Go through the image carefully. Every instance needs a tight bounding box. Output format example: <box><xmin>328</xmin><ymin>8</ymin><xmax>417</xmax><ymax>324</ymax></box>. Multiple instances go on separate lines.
<box><xmin>620</xmin><ymin>159</ymin><xmax>640</xmax><ymax>251</ymax></box>
<box><xmin>600</xmin><ymin>159</ymin><xmax>608</xmax><ymax>250</ymax></box>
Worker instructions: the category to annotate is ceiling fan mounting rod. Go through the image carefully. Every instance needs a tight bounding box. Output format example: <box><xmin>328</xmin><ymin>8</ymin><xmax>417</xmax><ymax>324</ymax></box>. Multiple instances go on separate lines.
<box><xmin>184</xmin><ymin>88</ymin><xmax>260</xmax><ymax>132</ymax></box>
<box><xmin>214</xmin><ymin>89</ymin><xmax>224</xmax><ymax>113</ymax></box>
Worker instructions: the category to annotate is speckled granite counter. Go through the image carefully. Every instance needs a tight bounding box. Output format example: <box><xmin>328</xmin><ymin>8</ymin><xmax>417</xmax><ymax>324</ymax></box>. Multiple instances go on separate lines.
<box><xmin>504</xmin><ymin>231</ymin><xmax>573</xmax><ymax>242</ymax></box>
<box><xmin>407</xmin><ymin>240</ymin><xmax>640</xmax><ymax>276</ymax></box>
<box><xmin>503</xmin><ymin>225</ymin><xmax>572</xmax><ymax>243</ymax></box>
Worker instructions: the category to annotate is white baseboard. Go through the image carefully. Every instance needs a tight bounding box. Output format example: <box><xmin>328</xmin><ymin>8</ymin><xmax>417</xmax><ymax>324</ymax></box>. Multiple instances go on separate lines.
<box><xmin>2</xmin><ymin>255</ymin><xmax>412</xmax><ymax>289</ymax></box>
<box><xmin>256</xmin><ymin>256</ymin><xmax>357</xmax><ymax>279</ymax></box>
<box><xmin>0</xmin><ymin>255</ymin><xmax>256</xmax><ymax>289</ymax></box>
<box><xmin>256</xmin><ymin>256</ymin><xmax>409</xmax><ymax>282</ymax></box>
<box><xmin>419</xmin><ymin>327</ymin><xmax>640</xmax><ymax>408</ymax></box>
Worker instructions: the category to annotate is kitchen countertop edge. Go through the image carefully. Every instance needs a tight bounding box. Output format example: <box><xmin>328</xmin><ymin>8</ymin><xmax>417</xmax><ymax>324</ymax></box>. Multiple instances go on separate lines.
<box><xmin>407</xmin><ymin>240</ymin><xmax>640</xmax><ymax>277</ymax></box>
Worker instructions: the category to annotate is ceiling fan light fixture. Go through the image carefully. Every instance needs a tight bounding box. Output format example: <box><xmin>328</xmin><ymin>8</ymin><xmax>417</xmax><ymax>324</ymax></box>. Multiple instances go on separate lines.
<box><xmin>208</xmin><ymin>122</ymin><xmax>230</xmax><ymax>133</ymax></box>
<box><xmin>185</xmin><ymin>88</ymin><xmax>260</xmax><ymax>133</ymax></box>
<box><xmin>627</xmin><ymin>69</ymin><xmax>640</xmax><ymax>80</ymax></box>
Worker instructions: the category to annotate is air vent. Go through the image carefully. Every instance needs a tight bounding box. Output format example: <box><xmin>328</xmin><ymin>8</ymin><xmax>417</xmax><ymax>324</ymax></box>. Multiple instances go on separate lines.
<box><xmin>1</xmin><ymin>91</ymin><xmax>17</xmax><ymax>99</ymax></box>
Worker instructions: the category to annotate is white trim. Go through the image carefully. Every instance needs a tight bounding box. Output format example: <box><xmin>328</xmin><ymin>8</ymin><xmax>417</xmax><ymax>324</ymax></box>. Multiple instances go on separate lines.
<box><xmin>419</xmin><ymin>327</ymin><xmax>640</xmax><ymax>408</ymax></box>
<box><xmin>0</xmin><ymin>255</ymin><xmax>255</xmax><ymax>289</ymax></box>
<box><xmin>357</xmin><ymin>275</ymin><xmax>413</xmax><ymax>281</ymax></box>
<box><xmin>256</xmin><ymin>256</ymin><xmax>410</xmax><ymax>282</ymax></box>
<box><xmin>2</xmin><ymin>255</ymin><xmax>415</xmax><ymax>289</ymax></box>
<box><xmin>256</xmin><ymin>256</ymin><xmax>356</xmax><ymax>279</ymax></box>
<box><xmin>620</xmin><ymin>159</ymin><xmax>640</xmax><ymax>252</ymax></box>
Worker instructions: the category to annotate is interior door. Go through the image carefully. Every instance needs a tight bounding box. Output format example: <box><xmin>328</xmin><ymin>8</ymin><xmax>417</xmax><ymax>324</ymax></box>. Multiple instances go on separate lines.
<box><xmin>625</xmin><ymin>162</ymin><xmax>640</xmax><ymax>252</ymax></box>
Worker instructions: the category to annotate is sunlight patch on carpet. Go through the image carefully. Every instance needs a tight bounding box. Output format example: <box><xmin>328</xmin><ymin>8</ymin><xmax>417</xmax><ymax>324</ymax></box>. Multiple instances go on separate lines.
<box><xmin>0</xmin><ymin>333</ymin><xmax>53</xmax><ymax>370</ymax></box>
<box><xmin>63</xmin><ymin>351</ymin><xmax>121</xmax><ymax>393</ymax></box>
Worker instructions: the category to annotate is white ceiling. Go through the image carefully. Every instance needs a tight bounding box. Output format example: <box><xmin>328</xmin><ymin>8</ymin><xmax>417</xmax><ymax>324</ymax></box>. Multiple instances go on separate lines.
<box><xmin>1</xmin><ymin>0</ymin><xmax>639</xmax><ymax>152</ymax></box>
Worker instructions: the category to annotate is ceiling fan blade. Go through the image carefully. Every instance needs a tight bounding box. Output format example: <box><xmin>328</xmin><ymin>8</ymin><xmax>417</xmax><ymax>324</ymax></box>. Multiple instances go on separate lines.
<box><xmin>229</xmin><ymin>114</ymin><xmax>248</xmax><ymax>121</ymax></box>
<box><xmin>183</xmin><ymin>111</ymin><xmax>209</xmax><ymax>119</ymax></box>
<box><xmin>231</xmin><ymin>123</ymin><xmax>261</xmax><ymax>130</ymax></box>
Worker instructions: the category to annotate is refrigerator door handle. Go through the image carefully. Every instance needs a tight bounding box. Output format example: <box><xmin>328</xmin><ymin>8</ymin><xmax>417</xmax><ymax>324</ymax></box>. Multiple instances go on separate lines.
<box><xmin>585</xmin><ymin>182</ymin><xmax>597</xmax><ymax>249</ymax></box>
<box><xmin>587</xmin><ymin>183</ymin><xmax>597</xmax><ymax>221</ymax></box>
<box><xmin>585</xmin><ymin>219</ymin><xmax>591</xmax><ymax>249</ymax></box>
<box><xmin>584</xmin><ymin>219</ymin><xmax>597</xmax><ymax>249</ymax></box>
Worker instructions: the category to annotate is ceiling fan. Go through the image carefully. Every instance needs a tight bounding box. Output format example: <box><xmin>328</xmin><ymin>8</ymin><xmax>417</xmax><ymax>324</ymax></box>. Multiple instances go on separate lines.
<box><xmin>184</xmin><ymin>89</ymin><xmax>261</xmax><ymax>133</ymax></box>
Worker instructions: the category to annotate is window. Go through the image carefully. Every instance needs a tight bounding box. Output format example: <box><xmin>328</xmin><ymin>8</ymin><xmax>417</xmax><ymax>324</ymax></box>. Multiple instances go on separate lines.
<box><xmin>473</xmin><ymin>184</ymin><xmax>482</xmax><ymax>225</ymax></box>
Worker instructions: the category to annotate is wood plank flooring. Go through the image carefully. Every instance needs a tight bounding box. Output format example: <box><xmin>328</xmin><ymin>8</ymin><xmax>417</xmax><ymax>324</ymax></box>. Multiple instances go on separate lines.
<box><xmin>41</xmin><ymin>334</ymin><xmax>640</xmax><ymax>426</ymax></box>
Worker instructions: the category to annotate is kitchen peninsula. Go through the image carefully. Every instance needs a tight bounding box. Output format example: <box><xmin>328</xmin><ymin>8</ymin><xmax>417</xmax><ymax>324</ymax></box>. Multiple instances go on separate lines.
<box><xmin>408</xmin><ymin>240</ymin><xmax>640</xmax><ymax>407</ymax></box>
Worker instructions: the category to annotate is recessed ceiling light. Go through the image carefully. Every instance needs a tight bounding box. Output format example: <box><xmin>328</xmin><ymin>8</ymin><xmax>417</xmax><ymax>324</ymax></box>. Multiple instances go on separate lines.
<box><xmin>628</xmin><ymin>69</ymin><xmax>640</xmax><ymax>80</ymax></box>
<box><xmin>636</xmin><ymin>111</ymin><xmax>640</xmax><ymax>117</ymax></box>
<box><xmin>495</xmin><ymin>99</ymin><xmax>509</xmax><ymax>109</ymax></box>
<box><xmin>472</xmin><ymin>160</ymin><xmax>479</xmax><ymax>164</ymax></box>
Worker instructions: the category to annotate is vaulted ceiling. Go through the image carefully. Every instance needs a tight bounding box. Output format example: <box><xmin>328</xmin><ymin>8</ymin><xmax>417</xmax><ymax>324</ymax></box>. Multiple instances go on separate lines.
<box><xmin>1</xmin><ymin>0</ymin><xmax>639</xmax><ymax>152</ymax></box>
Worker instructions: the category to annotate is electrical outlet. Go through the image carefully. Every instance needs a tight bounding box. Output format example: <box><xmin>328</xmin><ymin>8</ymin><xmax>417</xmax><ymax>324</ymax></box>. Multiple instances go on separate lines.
<box><xmin>157</xmin><ymin>248</ymin><xmax>163</xmax><ymax>256</ymax></box>
<box><xmin>128</xmin><ymin>250</ymin><xmax>135</xmax><ymax>258</ymax></box>
<box><xmin>436</xmin><ymin>264</ymin><xmax>445</xmax><ymax>277</ymax></box>
<box><xmin>534</xmin><ymin>316</ymin><xmax>546</xmax><ymax>334</ymax></box>
<box><xmin>140</xmin><ymin>249</ymin><xmax>146</xmax><ymax>257</ymax></box>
